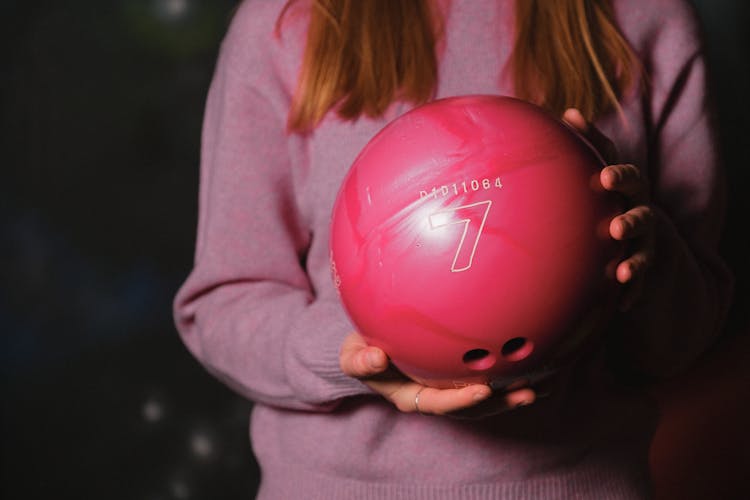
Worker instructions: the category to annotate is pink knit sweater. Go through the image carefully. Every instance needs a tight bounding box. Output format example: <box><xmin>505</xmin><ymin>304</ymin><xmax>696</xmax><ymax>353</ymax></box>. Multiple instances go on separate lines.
<box><xmin>174</xmin><ymin>0</ymin><xmax>733</xmax><ymax>497</ymax></box>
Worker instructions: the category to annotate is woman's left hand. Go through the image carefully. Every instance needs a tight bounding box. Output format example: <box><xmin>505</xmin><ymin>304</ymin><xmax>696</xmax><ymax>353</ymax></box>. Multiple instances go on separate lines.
<box><xmin>563</xmin><ymin>108</ymin><xmax>655</xmax><ymax>311</ymax></box>
<box><xmin>340</xmin><ymin>331</ymin><xmax>535</xmax><ymax>416</ymax></box>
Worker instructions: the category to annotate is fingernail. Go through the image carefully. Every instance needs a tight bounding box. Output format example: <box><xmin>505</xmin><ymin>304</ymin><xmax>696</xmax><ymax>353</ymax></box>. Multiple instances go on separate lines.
<box><xmin>367</xmin><ymin>350</ymin><xmax>382</xmax><ymax>368</ymax></box>
<box><xmin>473</xmin><ymin>386</ymin><xmax>492</xmax><ymax>401</ymax></box>
<box><xmin>515</xmin><ymin>400</ymin><xmax>532</xmax><ymax>408</ymax></box>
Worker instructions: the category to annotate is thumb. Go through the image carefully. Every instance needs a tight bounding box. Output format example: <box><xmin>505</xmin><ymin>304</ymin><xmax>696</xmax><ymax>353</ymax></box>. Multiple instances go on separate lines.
<box><xmin>340</xmin><ymin>332</ymin><xmax>389</xmax><ymax>378</ymax></box>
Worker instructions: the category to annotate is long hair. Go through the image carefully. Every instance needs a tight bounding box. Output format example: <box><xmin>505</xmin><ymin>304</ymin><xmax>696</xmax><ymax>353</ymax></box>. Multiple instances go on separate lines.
<box><xmin>511</xmin><ymin>0</ymin><xmax>638</xmax><ymax>121</ymax></box>
<box><xmin>282</xmin><ymin>0</ymin><xmax>639</xmax><ymax>132</ymax></box>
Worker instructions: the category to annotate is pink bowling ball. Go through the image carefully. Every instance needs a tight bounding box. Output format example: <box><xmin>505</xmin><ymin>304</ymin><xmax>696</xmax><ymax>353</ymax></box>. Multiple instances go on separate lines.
<box><xmin>330</xmin><ymin>95</ymin><xmax>623</xmax><ymax>389</ymax></box>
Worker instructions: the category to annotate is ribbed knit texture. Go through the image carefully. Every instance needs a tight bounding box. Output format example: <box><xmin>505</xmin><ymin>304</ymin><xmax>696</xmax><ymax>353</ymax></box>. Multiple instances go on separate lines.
<box><xmin>256</xmin><ymin>464</ymin><xmax>649</xmax><ymax>500</ymax></box>
<box><xmin>174</xmin><ymin>0</ymin><xmax>733</xmax><ymax>498</ymax></box>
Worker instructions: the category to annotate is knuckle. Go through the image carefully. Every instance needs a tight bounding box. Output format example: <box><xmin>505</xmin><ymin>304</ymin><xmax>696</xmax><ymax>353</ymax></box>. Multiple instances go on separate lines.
<box><xmin>641</xmin><ymin>205</ymin><xmax>655</xmax><ymax>224</ymax></box>
<box><xmin>607</xmin><ymin>165</ymin><xmax>624</xmax><ymax>184</ymax></box>
<box><xmin>352</xmin><ymin>354</ymin><xmax>368</xmax><ymax>375</ymax></box>
<box><xmin>617</xmin><ymin>215</ymin><xmax>633</xmax><ymax>234</ymax></box>
<box><xmin>623</xmin><ymin>163</ymin><xmax>640</xmax><ymax>177</ymax></box>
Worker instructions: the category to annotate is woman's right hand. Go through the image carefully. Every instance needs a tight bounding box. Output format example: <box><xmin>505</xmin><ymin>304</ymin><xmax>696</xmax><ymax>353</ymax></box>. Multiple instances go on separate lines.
<box><xmin>340</xmin><ymin>331</ymin><xmax>536</xmax><ymax>416</ymax></box>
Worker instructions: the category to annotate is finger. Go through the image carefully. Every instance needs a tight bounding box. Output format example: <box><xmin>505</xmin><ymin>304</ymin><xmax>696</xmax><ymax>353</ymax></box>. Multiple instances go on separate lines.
<box><xmin>477</xmin><ymin>388</ymin><xmax>536</xmax><ymax>413</ymax></box>
<box><xmin>609</xmin><ymin>205</ymin><xmax>654</xmax><ymax>241</ymax></box>
<box><xmin>389</xmin><ymin>384</ymin><xmax>492</xmax><ymax>415</ymax></box>
<box><xmin>449</xmin><ymin>387</ymin><xmax>537</xmax><ymax>419</ymax></box>
<box><xmin>562</xmin><ymin>108</ymin><xmax>588</xmax><ymax>132</ymax></box>
<box><xmin>616</xmin><ymin>248</ymin><xmax>651</xmax><ymax>285</ymax></box>
<box><xmin>618</xmin><ymin>267</ymin><xmax>646</xmax><ymax>311</ymax></box>
<box><xmin>340</xmin><ymin>332</ymin><xmax>389</xmax><ymax>378</ymax></box>
<box><xmin>502</xmin><ymin>387</ymin><xmax>536</xmax><ymax>408</ymax></box>
<box><xmin>600</xmin><ymin>164</ymin><xmax>648</xmax><ymax>202</ymax></box>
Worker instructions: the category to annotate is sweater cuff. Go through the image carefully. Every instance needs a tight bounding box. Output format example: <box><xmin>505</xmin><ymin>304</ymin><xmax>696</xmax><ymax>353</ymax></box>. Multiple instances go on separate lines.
<box><xmin>285</xmin><ymin>298</ymin><xmax>377</xmax><ymax>406</ymax></box>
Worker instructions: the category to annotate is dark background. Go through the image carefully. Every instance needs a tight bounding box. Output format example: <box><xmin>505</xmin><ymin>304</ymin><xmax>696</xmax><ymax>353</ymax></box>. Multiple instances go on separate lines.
<box><xmin>2</xmin><ymin>1</ymin><xmax>748</xmax><ymax>499</ymax></box>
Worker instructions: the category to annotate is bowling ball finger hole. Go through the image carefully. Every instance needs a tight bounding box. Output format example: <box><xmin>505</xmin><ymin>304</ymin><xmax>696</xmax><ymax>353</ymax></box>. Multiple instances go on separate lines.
<box><xmin>462</xmin><ymin>349</ymin><xmax>497</xmax><ymax>371</ymax></box>
<box><xmin>501</xmin><ymin>337</ymin><xmax>534</xmax><ymax>362</ymax></box>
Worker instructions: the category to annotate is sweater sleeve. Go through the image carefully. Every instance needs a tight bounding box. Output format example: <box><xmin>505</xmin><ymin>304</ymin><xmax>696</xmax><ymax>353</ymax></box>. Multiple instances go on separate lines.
<box><xmin>172</xmin><ymin>4</ymin><xmax>369</xmax><ymax>411</ymax></box>
<box><xmin>611</xmin><ymin>0</ymin><xmax>734</xmax><ymax>379</ymax></box>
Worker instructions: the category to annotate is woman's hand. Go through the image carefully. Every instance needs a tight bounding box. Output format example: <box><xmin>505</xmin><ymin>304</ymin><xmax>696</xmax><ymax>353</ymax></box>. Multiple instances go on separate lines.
<box><xmin>563</xmin><ymin>108</ymin><xmax>655</xmax><ymax>311</ymax></box>
<box><xmin>340</xmin><ymin>331</ymin><xmax>535</xmax><ymax>416</ymax></box>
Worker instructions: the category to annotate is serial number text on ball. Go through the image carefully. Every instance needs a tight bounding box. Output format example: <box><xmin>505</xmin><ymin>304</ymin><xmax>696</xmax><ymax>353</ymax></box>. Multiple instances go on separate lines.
<box><xmin>419</xmin><ymin>177</ymin><xmax>503</xmax><ymax>200</ymax></box>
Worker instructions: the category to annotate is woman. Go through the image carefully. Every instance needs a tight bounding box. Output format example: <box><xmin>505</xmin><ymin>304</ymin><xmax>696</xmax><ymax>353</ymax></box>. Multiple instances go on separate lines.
<box><xmin>174</xmin><ymin>0</ymin><xmax>733</xmax><ymax>497</ymax></box>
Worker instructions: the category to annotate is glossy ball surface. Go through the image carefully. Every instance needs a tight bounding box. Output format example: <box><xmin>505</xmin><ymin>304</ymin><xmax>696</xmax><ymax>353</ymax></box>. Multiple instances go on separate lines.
<box><xmin>330</xmin><ymin>95</ymin><xmax>622</xmax><ymax>389</ymax></box>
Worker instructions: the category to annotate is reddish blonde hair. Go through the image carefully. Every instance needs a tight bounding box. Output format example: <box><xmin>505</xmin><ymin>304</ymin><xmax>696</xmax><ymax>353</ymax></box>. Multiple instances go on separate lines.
<box><xmin>511</xmin><ymin>0</ymin><xmax>638</xmax><ymax>120</ymax></box>
<box><xmin>282</xmin><ymin>0</ymin><xmax>639</xmax><ymax>132</ymax></box>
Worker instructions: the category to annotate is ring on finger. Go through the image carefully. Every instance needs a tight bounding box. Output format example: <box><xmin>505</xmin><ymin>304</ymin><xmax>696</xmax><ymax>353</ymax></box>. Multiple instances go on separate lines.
<box><xmin>414</xmin><ymin>387</ymin><xmax>426</xmax><ymax>415</ymax></box>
